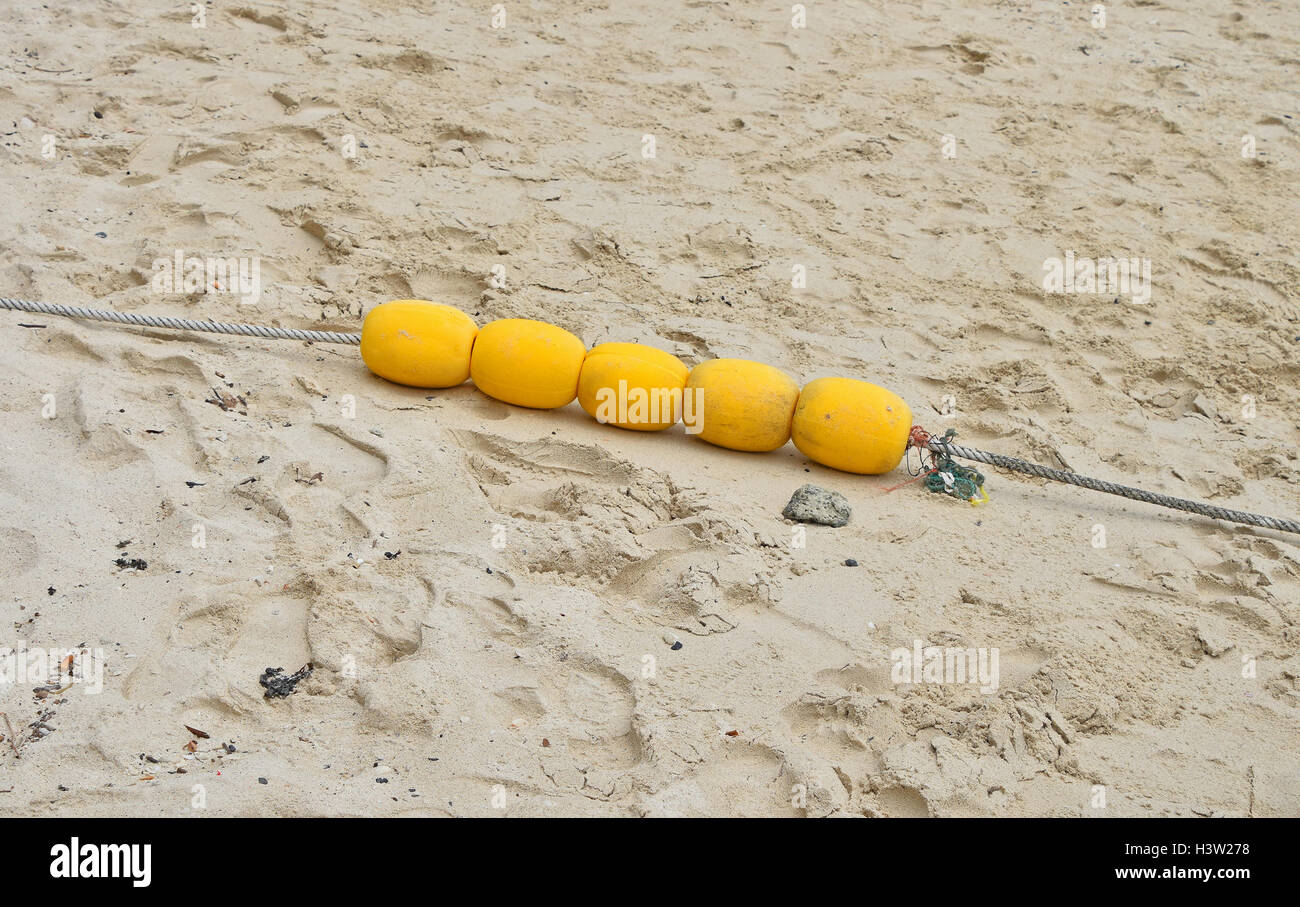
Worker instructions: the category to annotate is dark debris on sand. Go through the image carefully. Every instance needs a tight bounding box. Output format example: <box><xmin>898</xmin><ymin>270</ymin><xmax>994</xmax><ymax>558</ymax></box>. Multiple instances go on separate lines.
<box><xmin>259</xmin><ymin>664</ymin><xmax>313</xmax><ymax>699</ymax></box>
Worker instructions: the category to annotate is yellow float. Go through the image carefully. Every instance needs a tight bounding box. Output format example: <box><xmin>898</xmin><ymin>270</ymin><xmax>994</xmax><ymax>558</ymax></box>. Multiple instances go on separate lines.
<box><xmin>359</xmin><ymin>300</ymin><xmax>478</xmax><ymax>388</ymax></box>
<box><xmin>791</xmin><ymin>376</ymin><xmax>912</xmax><ymax>474</ymax></box>
<box><xmin>685</xmin><ymin>358</ymin><xmax>800</xmax><ymax>452</ymax></box>
<box><xmin>358</xmin><ymin>305</ymin><xmax>911</xmax><ymax>472</ymax></box>
<box><xmin>577</xmin><ymin>342</ymin><xmax>689</xmax><ymax>431</ymax></box>
<box><xmin>469</xmin><ymin>318</ymin><xmax>587</xmax><ymax>409</ymax></box>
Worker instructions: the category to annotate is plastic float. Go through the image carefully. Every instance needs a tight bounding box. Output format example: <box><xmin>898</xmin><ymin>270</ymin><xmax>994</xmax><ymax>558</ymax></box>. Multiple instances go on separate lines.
<box><xmin>360</xmin><ymin>301</ymin><xmax>911</xmax><ymax>475</ymax></box>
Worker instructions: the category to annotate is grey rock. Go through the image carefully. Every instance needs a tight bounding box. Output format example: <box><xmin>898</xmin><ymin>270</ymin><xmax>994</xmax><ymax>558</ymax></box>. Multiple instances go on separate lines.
<box><xmin>782</xmin><ymin>484</ymin><xmax>851</xmax><ymax>527</ymax></box>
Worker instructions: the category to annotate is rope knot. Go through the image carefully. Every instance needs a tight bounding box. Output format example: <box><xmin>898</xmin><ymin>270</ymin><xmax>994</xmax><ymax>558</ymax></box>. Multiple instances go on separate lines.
<box><xmin>905</xmin><ymin>425</ymin><xmax>987</xmax><ymax>506</ymax></box>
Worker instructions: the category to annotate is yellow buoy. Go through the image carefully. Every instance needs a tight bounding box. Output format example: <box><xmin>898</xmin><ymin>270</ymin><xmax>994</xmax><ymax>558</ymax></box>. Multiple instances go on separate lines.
<box><xmin>470</xmin><ymin>318</ymin><xmax>587</xmax><ymax>409</ymax></box>
<box><xmin>578</xmin><ymin>342</ymin><xmax>689</xmax><ymax>431</ymax></box>
<box><xmin>686</xmin><ymin>358</ymin><xmax>800</xmax><ymax>452</ymax></box>
<box><xmin>791</xmin><ymin>376</ymin><xmax>912</xmax><ymax>474</ymax></box>
<box><xmin>360</xmin><ymin>300</ymin><xmax>478</xmax><ymax>388</ymax></box>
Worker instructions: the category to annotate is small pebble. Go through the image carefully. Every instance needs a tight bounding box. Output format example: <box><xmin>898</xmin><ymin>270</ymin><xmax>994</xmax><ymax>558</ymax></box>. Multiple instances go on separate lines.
<box><xmin>258</xmin><ymin>777</ymin><xmax>268</xmax><ymax>785</ymax></box>
<box><xmin>844</xmin><ymin>558</ymin><xmax>859</xmax><ymax>567</ymax></box>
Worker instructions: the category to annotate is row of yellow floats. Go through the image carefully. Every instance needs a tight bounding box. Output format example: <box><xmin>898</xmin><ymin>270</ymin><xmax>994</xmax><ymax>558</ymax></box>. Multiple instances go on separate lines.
<box><xmin>360</xmin><ymin>299</ymin><xmax>913</xmax><ymax>475</ymax></box>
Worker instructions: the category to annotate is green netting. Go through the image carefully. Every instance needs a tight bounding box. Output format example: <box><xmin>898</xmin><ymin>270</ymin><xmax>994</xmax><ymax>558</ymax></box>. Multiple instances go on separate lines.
<box><xmin>923</xmin><ymin>430</ymin><xmax>986</xmax><ymax>503</ymax></box>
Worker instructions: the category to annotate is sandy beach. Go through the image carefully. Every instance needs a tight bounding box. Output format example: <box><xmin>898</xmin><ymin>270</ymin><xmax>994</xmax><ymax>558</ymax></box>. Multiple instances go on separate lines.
<box><xmin>1</xmin><ymin>0</ymin><xmax>1297</xmax><ymax>816</ymax></box>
